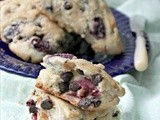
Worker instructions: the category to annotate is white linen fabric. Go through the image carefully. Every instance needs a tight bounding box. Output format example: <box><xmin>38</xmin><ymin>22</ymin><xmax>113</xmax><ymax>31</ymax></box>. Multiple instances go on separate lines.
<box><xmin>1</xmin><ymin>0</ymin><xmax>160</xmax><ymax>120</ymax></box>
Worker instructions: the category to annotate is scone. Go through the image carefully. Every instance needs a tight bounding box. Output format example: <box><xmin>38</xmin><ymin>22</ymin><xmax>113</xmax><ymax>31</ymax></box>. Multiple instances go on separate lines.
<box><xmin>0</xmin><ymin>0</ymin><xmax>81</xmax><ymax>63</ymax></box>
<box><xmin>39</xmin><ymin>0</ymin><xmax>123</xmax><ymax>54</ymax></box>
<box><xmin>36</xmin><ymin>53</ymin><xmax>125</xmax><ymax>111</ymax></box>
<box><xmin>26</xmin><ymin>87</ymin><xmax>120</xmax><ymax>120</ymax></box>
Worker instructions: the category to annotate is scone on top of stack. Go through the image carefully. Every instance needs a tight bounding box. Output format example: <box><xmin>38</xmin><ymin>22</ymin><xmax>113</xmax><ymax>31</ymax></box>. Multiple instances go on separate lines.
<box><xmin>0</xmin><ymin>0</ymin><xmax>123</xmax><ymax>63</ymax></box>
<box><xmin>26</xmin><ymin>53</ymin><xmax>125</xmax><ymax>120</ymax></box>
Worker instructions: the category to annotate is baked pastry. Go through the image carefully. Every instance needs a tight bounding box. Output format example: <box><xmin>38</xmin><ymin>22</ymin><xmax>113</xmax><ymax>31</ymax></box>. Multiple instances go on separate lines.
<box><xmin>40</xmin><ymin>0</ymin><xmax>124</xmax><ymax>54</ymax></box>
<box><xmin>0</xmin><ymin>0</ymin><xmax>81</xmax><ymax>63</ymax></box>
<box><xmin>0</xmin><ymin>0</ymin><xmax>123</xmax><ymax>63</ymax></box>
<box><xmin>36</xmin><ymin>53</ymin><xmax>125</xmax><ymax>111</ymax></box>
<box><xmin>26</xmin><ymin>87</ymin><xmax>120</xmax><ymax>120</ymax></box>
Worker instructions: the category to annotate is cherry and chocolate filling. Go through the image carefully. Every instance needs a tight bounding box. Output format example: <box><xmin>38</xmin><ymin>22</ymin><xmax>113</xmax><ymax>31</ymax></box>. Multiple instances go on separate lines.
<box><xmin>58</xmin><ymin>72</ymin><xmax>103</xmax><ymax>109</ymax></box>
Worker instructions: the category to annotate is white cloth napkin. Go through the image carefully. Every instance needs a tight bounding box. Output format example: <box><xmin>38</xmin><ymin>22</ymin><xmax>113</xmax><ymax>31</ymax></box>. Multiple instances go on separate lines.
<box><xmin>1</xmin><ymin>0</ymin><xmax>160</xmax><ymax>120</ymax></box>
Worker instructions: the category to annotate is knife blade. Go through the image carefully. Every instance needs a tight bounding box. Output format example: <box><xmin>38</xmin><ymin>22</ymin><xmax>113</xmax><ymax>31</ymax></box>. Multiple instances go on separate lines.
<box><xmin>130</xmin><ymin>15</ymin><xmax>148</xmax><ymax>72</ymax></box>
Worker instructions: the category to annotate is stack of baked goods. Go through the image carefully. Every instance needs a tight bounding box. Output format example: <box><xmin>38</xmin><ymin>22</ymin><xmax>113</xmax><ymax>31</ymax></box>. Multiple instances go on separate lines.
<box><xmin>26</xmin><ymin>53</ymin><xmax>125</xmax><ymax>120</ymax></box>
<box><xmin>0</xmin><ymin>0</ymin><xmax>123</xmax><ymax>63</ymax></box>
<box><xmin>27</xmin><ymin>53</ymin><xmax>125</xmax><ymax>120</ymax></box>
<box><xmin>0</xmin><ymin>0</ymin><xmax>125</xmax><ymax>119</ymax></box>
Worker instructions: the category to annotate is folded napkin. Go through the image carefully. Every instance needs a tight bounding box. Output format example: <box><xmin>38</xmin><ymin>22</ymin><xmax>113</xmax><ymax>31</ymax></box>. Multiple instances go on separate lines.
<box><xmin>1</xmin><ymin>0</ymin><xmax>160</xmax><ymax>120</ymax></box>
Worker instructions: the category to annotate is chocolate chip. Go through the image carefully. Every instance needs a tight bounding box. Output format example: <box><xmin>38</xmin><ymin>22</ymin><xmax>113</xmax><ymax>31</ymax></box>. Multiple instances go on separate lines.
<box><xmin>64</xmin><ymin>1</ymin><xmax>73</xmax><ymax>10</ymax></box>
<box><xmin>91</xmin><ymin>74</ymin><xmax>103</xmax><ymax>86</ymax></box>
<box><xmin>112</xmin><ymin>110</ymin><xmax>119</xmax><ymax>117</ymax></box>
<box><xmin>76</xmin><ymin>69</ymin><xmax>84</xmax><ymax>75</ymax></box>
<box><xmin>91</xmin><ymin>98</ymin><xmax>101</xmax><ymax>107</ymax></box>
<box><xmin>29</xmin><ymin>105</ymin><xmax>38</xmax><ymax>114</ymax></box>
<box><xmin>60</xmin><ymin>72</ymin><xmax>73</xmax><ymax>82</ymax></box>
<box><xmin>69</xmin><ymin>81</ymin><xmax>81</xmax><ymax>92</ymax></box>
<box><xmin>17</xmin><ymin>36</ymin><xmax>23</xmax><ymax>40</ymax></box>
<box><xmin>59</xmin><ymin>82</ymin><xmax>69</xmax><ymax>93</ymax></box>
<box><xmin>46</xmin><ymin>5</ymin><xmax>53</xmax><ymax>12</ymax></box>
<box><xmin>78</xmin><ymin>98</ymin><xmax>91</xmax><ymax>109</ymax></box>
<box><xmin>35</xmin><ymin>22</ymin><xmax>42</xmax><ymax>28</ymax></box>
<box><xmin>26</xmin><ymin>99</ymin><xmax>35</xmax><ymax>106</ymax></box>
<box><xmin>41</xmin><ymin>99</ymin><xmax>54</xmax><ymax>110</ymax></box>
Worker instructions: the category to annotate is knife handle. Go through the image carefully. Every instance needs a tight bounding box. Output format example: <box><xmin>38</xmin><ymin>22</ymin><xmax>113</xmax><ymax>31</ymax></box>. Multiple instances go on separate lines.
<box><xmin>134</xmin><ymin>31</ymin><xmax>148</xmax><ymax>72</ymax></box>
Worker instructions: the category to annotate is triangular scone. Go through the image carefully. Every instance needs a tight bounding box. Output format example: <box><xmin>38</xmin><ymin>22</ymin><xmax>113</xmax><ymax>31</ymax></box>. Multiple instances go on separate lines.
<box><xmin>36</xmin><ymin>54</ymin><xmax>125</xmax><ymax>111</ymax></box>
<box><xmin>42</xmin><ymin>0</ymin><xmax>123</xmax><ymax>54</ymax></box>
<box><xmin>26</xmin><ymin>87</ymin><xmax>120</xmax><ymax>120</ymax></box>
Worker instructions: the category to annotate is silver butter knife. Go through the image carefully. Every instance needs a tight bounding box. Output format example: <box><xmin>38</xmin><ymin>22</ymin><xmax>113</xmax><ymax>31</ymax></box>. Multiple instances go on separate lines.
<box><xmin>130</xmin><ymin>15</ymin><xmax>148</xmax><ymax>72</ymax></box>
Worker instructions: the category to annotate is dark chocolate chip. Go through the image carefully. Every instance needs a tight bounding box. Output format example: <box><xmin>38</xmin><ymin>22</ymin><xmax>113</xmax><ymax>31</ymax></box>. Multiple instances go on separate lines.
<box><xmin>26</xmin><ymin>99</ymin><xmax>35</xmax><ymax>106</ymax></box>
<box><xmin>45</xmin><ymin>5</ymin><xmax>53</xmax><ymax>12</ymax></box>
<box><xmin>41</xmin><ymin>99</ymin><xmax>54</xmax><ymax>110</ymax></box>
<box><xmin>78</xmin><ymin>98</ymin><xmax>91</xmax><ymax>109</ymax></box>
<box><xmin>29</xmin><ymin>105</ymin><xmax>38</xmax><ymax>114</ymax></box>
<box><xmin>35</xmin><ymin>22</ymin><xmax>42</xmax><ymax>28</ymax></box>
<box><xmin>60</xmin><ymin>72</ymin><xmax>73</xmax><ymax>82</ymax></box>
<box><xmin>91</xmin><ymin>98</ymin><xmax>101</xmax><ymax>107</ymax></box>
<box><xmin>69</xmin><ymin>81</ymin><xmax>81</xmax><ymax>92</ymax></box>
<box><xmin>59</xmin><ymin>82</ymin><xmax>69</xmax><ymax>93</ymax></box>
<box><xmin>17</xmin><ymin>36</ymin><xmax>23</xmax><ymax>40</ymax></box>
<box><xmin>64</xmin><ymin>1</ymin><xmax>73</xmax><ymax>10</ymax></box>
<box><xmin>76</xmin><ymin>69</ymin><xmax>84</xmax><ymax>75</ymax></box>
<box><xmin>91</xmin><ymin>74</ymin><xmax>103</xmax><ymax>86</ymax></box>
<box><xmin>34</xmin><ymin>34</ymin><xmax>44</xmax><ymax>39</ymax></box>
<box><xmin>112</xmin><ymin>110</ymin><xmax>119</xmax><ymax>117</ymax></box>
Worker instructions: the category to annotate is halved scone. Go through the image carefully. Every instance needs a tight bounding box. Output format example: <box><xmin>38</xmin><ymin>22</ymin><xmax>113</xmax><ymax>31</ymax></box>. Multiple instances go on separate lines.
<box><xmin>36</xmin><ymin>54</ymin><xmax>125</xmax><ymax>111</ymax></box>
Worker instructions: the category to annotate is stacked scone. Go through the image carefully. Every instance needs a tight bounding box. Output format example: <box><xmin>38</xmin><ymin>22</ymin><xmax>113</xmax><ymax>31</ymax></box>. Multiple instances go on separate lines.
<box><xmin>26</xmin><ymin>53</ymin><xmax>125</xmax><ymax>120</ymax></box>
<box><xmin>0</xmin><ymin>0</ymin><xmax>123</xmax><ymax>63</ymax></box>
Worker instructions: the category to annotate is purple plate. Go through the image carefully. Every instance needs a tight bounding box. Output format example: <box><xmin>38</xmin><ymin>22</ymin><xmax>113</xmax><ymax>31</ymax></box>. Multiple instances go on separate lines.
<box><xmin>0</xmin><ymin>8</ymin><xmax>149</xmax><ymax>78</ymax></box>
